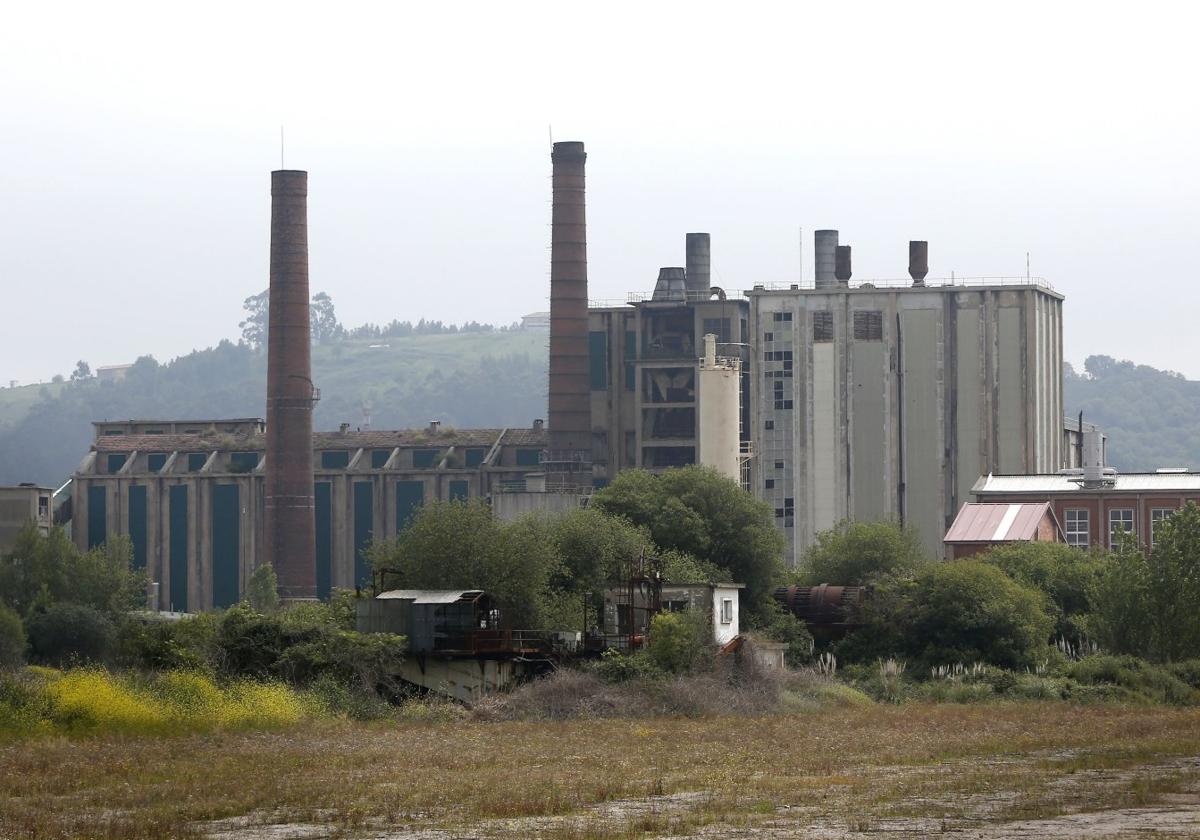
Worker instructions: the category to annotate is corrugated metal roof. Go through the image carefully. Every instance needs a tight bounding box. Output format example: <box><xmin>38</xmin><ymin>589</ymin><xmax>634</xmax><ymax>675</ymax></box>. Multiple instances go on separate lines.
<box><xmin>974</xmin><ymin>473</ymin><xmax>1200</xmax><ymax>494</ymax></box>
<box><xmin>93</xmin><ymin>427</ymin><xmax>550</xmax><ymax>453</ymax></box>
<box><xmin>376</xmin><ymin>589</ymin><xmax>485</xmax><ymax>604</ymax></box>
<box><xmin>944</xmin><ymin>502</ymin><xmax>1052</xmax><ymax>543</ymax></box>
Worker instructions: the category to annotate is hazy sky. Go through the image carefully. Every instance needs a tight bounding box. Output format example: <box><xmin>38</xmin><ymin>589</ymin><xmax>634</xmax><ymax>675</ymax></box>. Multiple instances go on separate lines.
<box><xmin>2</xmin><ymin>1</ymin><xmax>1198</xmax><ymax>384</ymax></box>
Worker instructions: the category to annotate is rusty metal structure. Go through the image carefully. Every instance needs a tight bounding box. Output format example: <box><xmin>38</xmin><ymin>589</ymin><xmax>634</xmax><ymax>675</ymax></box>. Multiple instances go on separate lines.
<box><xmin>908</xmin><ymin>240</ymin><xmax>929</xmax><ymax>287</ymax></box>
<box><xmin>265</xmin><ymin>170</ymin><xmax>318</xmax><ymax>600</ymax></box>
<box><xmin>545</xmin><ymin>141</ymin><xmax>592</xmax><ymax>489</ymax></box>
<box><xmin>773</xmin><ymin>584</ymin><xmax>867</xmax><ymax>632</ymax></box>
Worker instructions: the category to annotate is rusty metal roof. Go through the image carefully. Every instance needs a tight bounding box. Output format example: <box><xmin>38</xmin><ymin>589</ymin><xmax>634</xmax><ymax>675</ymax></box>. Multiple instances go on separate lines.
<box><xmin>944</xmin><ymin>502</ymin><xmax>1053</xmax><ymax>544</ymax></box>
<box><xmin>93</xmin><ymin>427</ymin><xmax>549</xmax><ymax>453</ymax></box>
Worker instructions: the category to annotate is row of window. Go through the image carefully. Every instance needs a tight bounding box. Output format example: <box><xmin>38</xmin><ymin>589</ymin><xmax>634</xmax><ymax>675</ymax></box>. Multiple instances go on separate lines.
<box><xmin>1064</xmin><ymin>507</ymin><xmax>1178</xmax><ymax>549</ymax></box>
<box><xmin>768</xmin><ymin>310</ymin><xmax>885</xmax><ymax>343</ymax></box>
<box><xmin>120</xmin><ymin>448</ymin><xmax>543</xmax><ymax>474</ymax></box>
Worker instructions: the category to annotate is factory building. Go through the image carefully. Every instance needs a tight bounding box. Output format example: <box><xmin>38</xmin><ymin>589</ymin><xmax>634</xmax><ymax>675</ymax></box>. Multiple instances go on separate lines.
<box><xmin>0</xmin><ymin>484</ymin><xmax>54</xmax><ymax>556</ymax></box>
<box><xmin>70</xmin><ymin>419</ymin><xmax>549</xmax><ymax>611</ymax></box>
<box><xmin>738</xmin><ymin>233</ymin><xmax>1063</xmax><ymax>562</ymax></box>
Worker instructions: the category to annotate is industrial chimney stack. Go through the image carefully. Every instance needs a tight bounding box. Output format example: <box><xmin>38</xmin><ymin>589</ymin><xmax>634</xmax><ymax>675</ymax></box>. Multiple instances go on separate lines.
<box><xmin>547</xmin><ymin>142</ymin><xmax>591</xmax><ymax>462</ymax></box>
<box><xmin>908</xmin><ymin>240</ymin><xmax>929</xmax><ymax>287</ymax></box>
<box><xmin>685</xmin><ymin>233</ymin><xmax>711</xmax><ymax>299</ymax></box>
<box><xmin>834</xmin><ymin>245</ymin><xmax>852</xmax><ymax>284</ymax></box>
<box><xmin>265</xmin><ymin>170</ymin><xmax>317</xmax><ymax>601</ymax></box>
<box><xmin>814</xmin><ymin>230</ymin><xmax>839</xmax><ymax>289</ymax></box>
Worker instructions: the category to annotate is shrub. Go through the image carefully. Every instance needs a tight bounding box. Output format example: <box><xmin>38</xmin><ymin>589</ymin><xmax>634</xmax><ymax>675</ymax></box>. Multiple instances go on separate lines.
<box><xmin>114</xmin><ymin>614</ymin><xmax>214</xmax><ymax>672</ymax></box>
<box><xmin>981</xmin><ymin>542</ymin><xmax>1108</xmax><ymax>641</ymax></box>
<box><xmin>647</xmin><ymin>610</ymin><xmax>712</xmax><ymax>674</ymax></box>
<box><xmin>1067</xmin><ymin>655</ymin><xmax>1198</xmax><ymax>705</ymax></box>
<box><xmin>802</xmin><ymin>520</ymin><xmax>928</xmax><ymax>586</ymax></box>
<box><xmin>594</xmin><ymin>649</ymin><xmax>665</xmax><ymax>683</ymax></box>
<box><xmin>26</xmin><ymin>604</ymin><xmax>115</xmax><ymax>666</ymax></box>
<box><xmin>908</xmin><ymin>561</ymin><xmax>1054</xmax><ymax>670</ymax></box>
<box><xmin>748</xmin><ymin>598</ymin><xmax>814</xmax><ymax>667</ymax></box>
<box><xmin>0</xmin><ymin>605</ymin><xmax>26</xmax><ymax>668</ymax></box>
<box><xmin>247</xmin><ymin>564</ymin><xmax>279</xmax><ymax>614</ymax></box>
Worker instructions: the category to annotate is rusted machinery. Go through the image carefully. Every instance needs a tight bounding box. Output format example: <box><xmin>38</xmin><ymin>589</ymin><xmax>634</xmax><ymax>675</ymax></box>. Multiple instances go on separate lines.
<box><xmin>773</xmin><ymin>584</ymin><xmax>868</xmax><ymax>635</ymax></box>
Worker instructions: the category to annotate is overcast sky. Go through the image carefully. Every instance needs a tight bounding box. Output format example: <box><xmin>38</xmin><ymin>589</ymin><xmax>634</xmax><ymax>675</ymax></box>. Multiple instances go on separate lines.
<box><xmin>2</xmin><ymin>0</ymin><xmax>1197</xmax><ymax>384</ymax></box>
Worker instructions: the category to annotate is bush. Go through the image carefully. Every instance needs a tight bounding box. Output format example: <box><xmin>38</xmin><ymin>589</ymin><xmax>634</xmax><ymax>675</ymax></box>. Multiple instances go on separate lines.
<box><xmin>594</xmin><ymin>649</ymin><xmax>665</xmax><ymax>683</ymax></box>
<box><xmin>1066</xmin><ymin>655</ymin><xmax>1198</xmax><ymax>705</ymax></box>
<box><xmin>647</xmin><ymin>610</ymin><xmax>712</xmax><ymax>675</ymax></box>
<box><xmin>0</xmin><ymin>605</ymin><xmax>26</xmax><ymax>668</ymax></box>
<box><xmin>26</xmin><ymin>604</ymin><xmax>115</xmax><ymax>666</ymax></box>
<box><xmin>802</xmin><ymin>520</ymin><xmax>928</xmax><ymax>586</ymax></box>
<box><xmin>114</xmin><ymin>614</ymin><xmax>215</xmax><ymax>672</ymax></box>
<box><xmin>247</xmin><ymin>564</ymin><xmax>279</xmax><ymax>614</ymax></box>
<box><xmin>981</xmin><ymin>542</ymin><xmax>1108</xmax><ymax>641</ymax></box>
<box><xmin>748</xmin><ymin>598</ymin><xmax>814</xmax><ymax>667</ymax></box>
<box><xmin>908</xmin><ymin>561</ymin><xmax>1054</xmax><ymax>670</ymax></box>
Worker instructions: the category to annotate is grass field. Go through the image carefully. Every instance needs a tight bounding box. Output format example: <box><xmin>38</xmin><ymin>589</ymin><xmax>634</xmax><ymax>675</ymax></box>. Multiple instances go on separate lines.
<box><xmin>3</xmin><ymin>702</ymin><xmax>1199</xmax><ymax>839</ymax></box>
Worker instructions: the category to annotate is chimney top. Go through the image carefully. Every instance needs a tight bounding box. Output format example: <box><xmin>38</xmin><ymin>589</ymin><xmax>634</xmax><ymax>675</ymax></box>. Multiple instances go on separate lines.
<box><xmin>428</xmin><ymin>420</ymin><xmax>441</xmax><ymax>434</ymax></box>
<box><xmin>533</xmin><ymin>418</ymin><xmax>545</xmax><ymax>430</ymax></box>
<box><xmin>551</xmin><ymin>141</ymin><xmax>586</xmax><ymax>161</ymax></box>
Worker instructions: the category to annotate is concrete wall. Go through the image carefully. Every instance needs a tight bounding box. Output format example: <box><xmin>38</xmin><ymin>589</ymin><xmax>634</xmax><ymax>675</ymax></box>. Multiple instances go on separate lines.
<box><xmin>748</xmin><ymin>283</ymin><xmax>1063</xmax><ymax>566</ymax></box>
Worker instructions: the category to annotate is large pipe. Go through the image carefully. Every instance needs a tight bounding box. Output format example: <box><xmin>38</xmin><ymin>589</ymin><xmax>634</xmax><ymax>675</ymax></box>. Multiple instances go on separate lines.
<box><xmin>685</xmin><ymin>232</ymin><xmax>711</xmax><ymax>299</ymax></box>
<box><xmin>265</xmin><ymin>170</ymin><xmax>317</xmax><ymax>601</ymax></box>
<box><xmin>909</xmin><ymin>240</ymin><xmax>928</xmax><ymax>287</ymax></box>
<box><xmin>548</xmin><ymin>142</ymin><xmax>591</xmax><ymax>456</ymax></box>
<box><xmin>814</xmin><ymin>230</ymin><xmax>838</xmax><ymax>289</ymax></box>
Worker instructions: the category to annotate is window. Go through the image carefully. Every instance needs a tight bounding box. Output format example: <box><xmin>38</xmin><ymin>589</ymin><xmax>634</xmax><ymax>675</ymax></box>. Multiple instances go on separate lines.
<box><xmin>764</xmin><ymin>479</ymin><xmax>775</xmax><ymax>489</ymax></box>
<box><xmin>588</xmin><ymin>331</ymin><xmax>608</xmax><ymax>390</ymax></box>
<box><xmin>720</xmin><ymin>598</ymin><xmax>734</xmax><ymax>624</ymax></box>
<box><xmin>812</xmin><ymin>311</ymin><xmax>834</xmax><ymax>342</ymax></box>
<box><xmin>106</xmin><ymin>454</ymin><xmax>127</xmax><ymax>473</ymax></box>
<box><xmin>853</xmin><ymin>311</ymin><xmax>883</xmax><ymax>341</ymax></box>
<box><xmin>773</xmin><ymin>380</ymin><xmax>793</xmax><ymax>410</ymax></box>
<box><xmin>772</xmin><ymin>311</ymin><xmax>793</xmax><ymax>322</ymax></box>
<box><xmin>702</xmin><ymin>317</ymin><xmax>731</xmax><ymax>343</ymax></box>
<box><xmin>764</xmin><ymin>420</ymin><xmax>774</xmax><ymax>430</ymax></box>
<box><xmin>148</xmin><ymin>453</ymin><xmax>168</xmax><ymax>473</ymax></box>
<box><xmin>1151</xmin><ymin>508</ymin><xmax>1176</xmax><ymax>547</ymax></box>
<box><xmin>515</xmin><ymin>448</ymin><xmax>541</xmax><ymax>467</ymax></box>
<box><xmin>775</xmin><ymin>497</ymin><xmax>794</xmax><ymax>527</ymax></box>
<box><xmin>463</xmin><ymin>448</ymin><xmax>486</xmax><ymax>468</ymax></box>
<box><xmin>187</xmin><ymin>452</ymin><xmax>208</xmax><ymax>472</ymax></box>
<box><xmin>320</xmin><ymin>451</ymin><xmax>349</xmax><ymax>470</ymax></box>
<box><xmin>412</xmin><ymin>449</ymin><xmax>440</xmax><ymax>469</ymax></box>
<box><xmin>230</xmin><ymin>451</ymin><xmax>259</xmax><ymax>472</ymax></box>
<box><xmin>1064</xmin><ymin>508</ymin><xmax>1089</xmax><ymax>548</ymax></box>
<box><xmin>764</xmin><ymin>331</ymin><xmax>774</xmax><ymax>343</ymax></box>
<box><xmin>38</xmin><ymin>496</ymin><xmax>49</xmax><ymax>518</ymax></box>
<box><xmin>774</xmin><ymin>460</ymin><xmax>784</xmax><ymax>470</ymax></box>
<box><xmin>371</xmin><ymin>449</ymin><xmax>393</xmax><ymax>469</ymax></box>
<box><xmin>1109</xmin><ymin>508</ymin><xmax>1135</xmax><ymax>548</ymax></box>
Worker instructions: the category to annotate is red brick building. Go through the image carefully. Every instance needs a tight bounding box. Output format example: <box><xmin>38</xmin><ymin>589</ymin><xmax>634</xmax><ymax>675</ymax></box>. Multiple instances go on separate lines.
<box><xmin>971</xmin><ymin>473</ymin><xmax>1200</xmax><ymax>552</ymax></box>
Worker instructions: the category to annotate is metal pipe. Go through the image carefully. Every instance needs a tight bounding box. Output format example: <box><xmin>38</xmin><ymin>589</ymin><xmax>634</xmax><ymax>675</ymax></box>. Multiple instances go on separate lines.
<box><xmin>265</xmin><ymin>169</ymin><xmax>317</xmax><ymax>601</ymax></box>
<box><xmin>834</xmin><ymin>245</ymin><xmax>852</xmax><ymax>284</ymax></box>
<box><xmin>685</xmin><ymin>232</ymin><xmax>711</xmax><ymax>298</ymax></box>
<box><xmin>814</xmin><ymin>230</ymin><xmax>838</xmax><ymax>289</ymax></box>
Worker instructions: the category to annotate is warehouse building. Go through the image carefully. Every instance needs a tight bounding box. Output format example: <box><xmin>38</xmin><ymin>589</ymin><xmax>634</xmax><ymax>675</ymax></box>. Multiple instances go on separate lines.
<box><xmin>70</xmin><ymin>419</ymin><xmax>549</xmax><ymax>611</ymax></box>
<box><xmin>0</xmin><ymin>484</ymin><xmax>54</xmax><ymax>556</ymax></box>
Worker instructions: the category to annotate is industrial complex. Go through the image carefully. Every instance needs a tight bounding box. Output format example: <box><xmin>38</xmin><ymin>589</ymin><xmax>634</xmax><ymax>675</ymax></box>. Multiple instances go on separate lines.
<box><xmin>3</xmin><ymin>138</ymin><xmax>1179</xmax><ymax>612</ymax></box>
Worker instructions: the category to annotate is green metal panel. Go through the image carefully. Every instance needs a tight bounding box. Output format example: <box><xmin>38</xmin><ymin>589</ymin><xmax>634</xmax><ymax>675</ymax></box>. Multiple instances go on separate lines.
<box><xmin>353</xmin><ymin>482</ymin><xmax>374</xmax><ymax>588</ymax></box>
<box><xmin>370</xmin><ymin>449</ymin><xmax>391</xmax><ymax>469</ymax></box>
<box><xmin>168</xmin><ymin>485</ymin><xmax>188</xmax><ymax>612</ymax></box>
<box><xmin>148</xmin><ymin>453</ymin><xmax>168</xmax><ymax>473</ymax></box>
<box><xmin>448</xmin><ymin>479</ymin><xmax>469</xmax><ymax>502</ymax></box>
<box><xmin>589</xmin><ymin>331</ymin><xmax>608</xmax><ymax>390</ymax></box>
<box><xmin>321</xmin><ymin>451</ymin><xmax>350</xmax><ymax>469</ymax></box>
<box><xmin>211</xmin><ymin>484</ymin><xmax>240</xmax><ymax>609</ymax></box>
<box><xmin>464</xmin><ymin>448</ymin><xmax>486</xmax><ymax>468</ymax></box>
<box><xmin>395</xmin><ymin>481</ymin><xmax>424</xmax><ymax>533</ymax></box>
<box><xmin>106</xmin><ymin>453</ymin><xmax>126</xmax><ymax>474</ymax></box>
<box><xmin>412</xmin><ymin>449</ymin><xmax>439</xmax><ymax>469</ymax></box>
<box><xmin>515</xmin><ymin>448</ymin><xmax>541</xmax><ymax>467</ymax></box>
<box><xmin>87</xmin><ymin>485</ymin><xmax>107</xmax><ymax>549</ymax></box>
<box><xmin>187</xmin><ymin>453</ymin><xmax>208</xmax><ymax>472</ymax></box>
<box><xmin>314</xmin><ymin>482</ymin><xmax>332</xmax><ymax>601</ymax></box>
<box><xmin>851</xmin><ymin>342</ymin><xmax>886</xmax><ymax>522</ymax></box>
<box><xmin>128</xmin><ymin>485</ymin><xmax>148</xmax><ymax>570</ymax></box>
<box><xmin>624</xmin><ymin>330</ymin><xmax>637</xmax><ymax>390</ymax></box>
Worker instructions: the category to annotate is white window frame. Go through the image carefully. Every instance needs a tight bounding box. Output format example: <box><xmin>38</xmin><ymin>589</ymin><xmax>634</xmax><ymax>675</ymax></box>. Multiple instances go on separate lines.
<box><xmin>1109</xmin><ymin>508</ymin><xmax>1135</xmax><ymax>549</ymax></box>
<box><xmin>720</xmin><ymin>598</ymin><xmax>733</xmax><ymax>624</ymax></box>
<box><xmin>1064</xmin><ymin>508</ymin><xmax>1089</xmax><ymax>548</ymax></box>
<box><xmin>1150</xmin><ymin>508</ymin><xmax>1176</xmax><ymax>547</ymax></box>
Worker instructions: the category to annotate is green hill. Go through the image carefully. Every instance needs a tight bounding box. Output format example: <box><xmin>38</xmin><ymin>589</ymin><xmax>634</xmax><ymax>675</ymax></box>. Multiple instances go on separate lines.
<box><xmin>0</xmin><ymin>329</ymin><xmax>549</xmax><ymax>488</ymax></box>
<box><xmin>1064</xmin><ymin>356</ymin><xmax>1200</xmax><ymax>471</ymax></box>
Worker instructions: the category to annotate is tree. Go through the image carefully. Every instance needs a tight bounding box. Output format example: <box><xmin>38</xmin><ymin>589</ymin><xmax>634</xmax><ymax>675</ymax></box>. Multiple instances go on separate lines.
<box><xmin>1090</xmin><ymin>503</ymin><xmax>1200</xmax><ymax>661</ymax></box>
<box><xmin>247</xmin><ymin>564</ymin><xmax>279</xmax><ymax>614</ymax></box>
<box><xmin>0</xmin><ymin>604</ymin><xmax>26</xmax><ymax>668</ymax></box>
<box><xmin>801</xmin><ymin>520</ymin><xmax>929</xmax><ymax>586</ymax></box>
<box><xmin>69</xmin><ymin>360</ymin><xmax>91</xmax><ymax>382</ymax></box>
<box><xmin>980</xmin><ymin>542</ymin><xmax>1109</xmax><ymax>642</ymax></box>
<box><xmin>0</xmin><ymin>526</ymin><xmax>145</xmax><ymax>617</ymax></box>
<box><xmin>239</xmin><ymin>289</ymin><xmax>270</xmax><ymax>348</ymax></box>
<box><xmin>310</xmin><ymin>292</ymin><xmax>343</xmax><ymax>344</ymax></box>
<box><xmin>592</xmin><ymin>466</ymin><xmax>786</xmax><ymax>613</ymax></box>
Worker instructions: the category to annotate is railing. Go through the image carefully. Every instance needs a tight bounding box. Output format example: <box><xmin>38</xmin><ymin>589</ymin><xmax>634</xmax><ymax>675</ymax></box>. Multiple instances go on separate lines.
<box><xmin>747</xmin><ymin>276</ymin><xmax>1055</xmax><ymax>293</ymax></box>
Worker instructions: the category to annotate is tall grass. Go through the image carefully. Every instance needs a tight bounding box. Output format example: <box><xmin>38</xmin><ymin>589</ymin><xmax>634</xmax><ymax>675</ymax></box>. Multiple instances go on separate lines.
<box><xmin>1</xmin><ymin>667</ymin><xmax>312</xmax><ymax>737</ymax></box>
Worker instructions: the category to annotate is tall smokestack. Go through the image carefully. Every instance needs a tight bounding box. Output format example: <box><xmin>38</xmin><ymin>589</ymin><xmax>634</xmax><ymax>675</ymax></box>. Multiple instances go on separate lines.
<box><xmin>909</xmin><ymin>240</ymin><xmax>929</xmax><ymax>287</ymax></box>
<box><xmin>265</xmin><ymin>170</ymin><xmax>316</xmax><ymax>600</ymax></box>
<box><xmin>685</xmin><ymin>233</ymin><xmax>711</xmax><ymax>299</ymax></box>
<box><xmin>548</xmin><ymin>141</ymin><xmax>591</xmax><ymax>458</ymax></box>
<box><xmin>814</xmin><ymin>230</ymin><xmax>838</xmax><ymax>289</ymax></box>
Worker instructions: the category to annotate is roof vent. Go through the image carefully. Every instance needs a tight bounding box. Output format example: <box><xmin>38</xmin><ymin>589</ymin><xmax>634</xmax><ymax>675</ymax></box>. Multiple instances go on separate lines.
<box><xmin>429</xmin><ymin>420</ymin><xmax>441</xmax><ymax>434</ymax></box>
